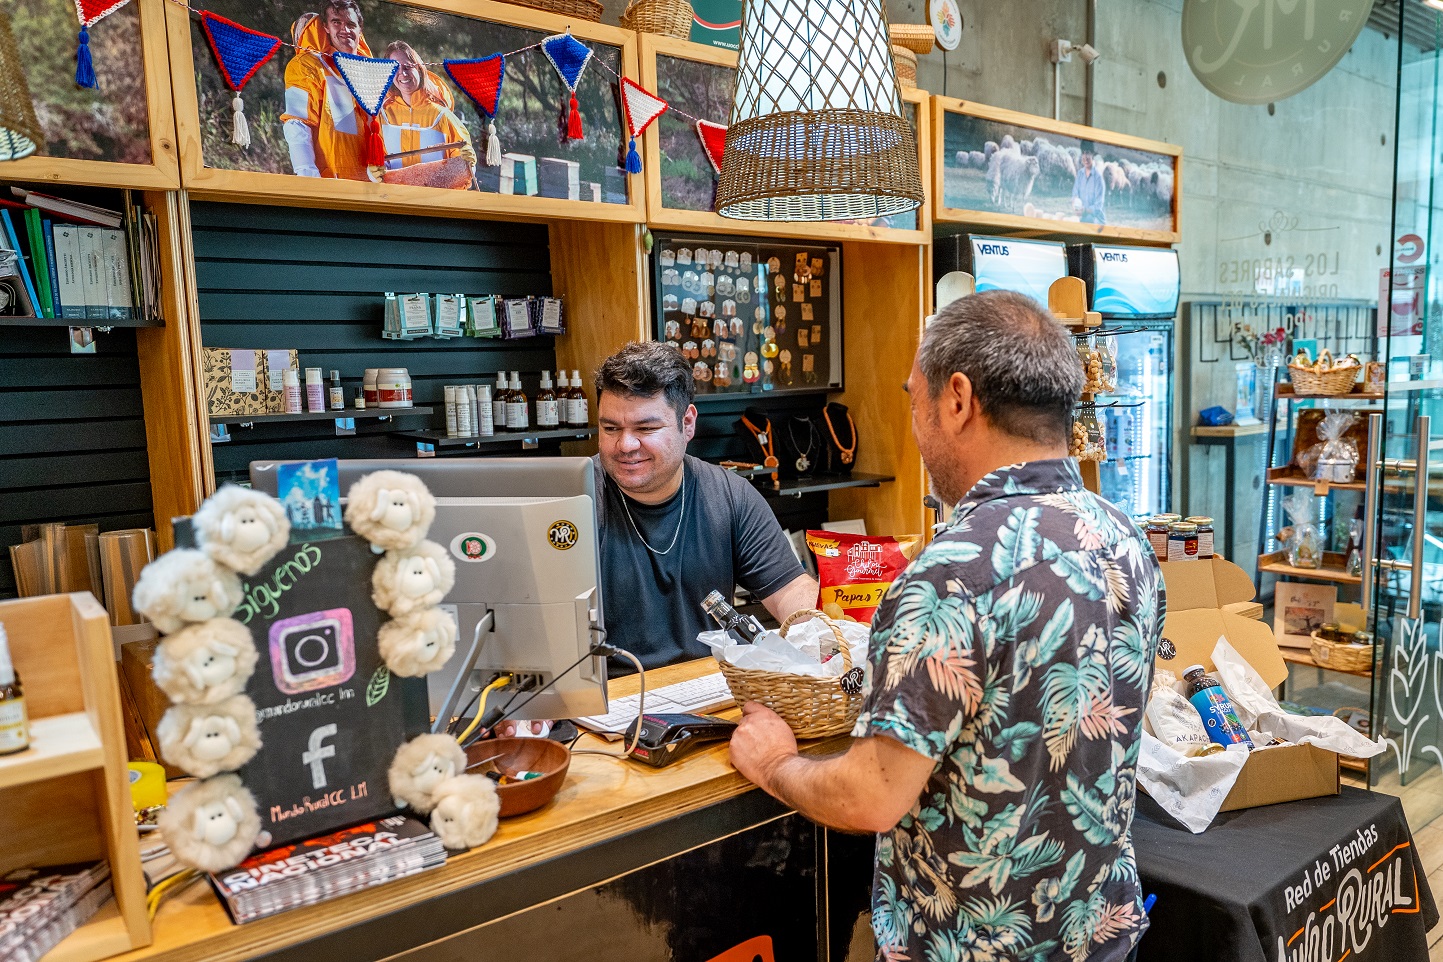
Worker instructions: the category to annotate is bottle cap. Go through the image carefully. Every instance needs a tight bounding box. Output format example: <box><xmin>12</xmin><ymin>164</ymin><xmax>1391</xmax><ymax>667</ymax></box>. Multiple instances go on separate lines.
<box><xmin>557</xmin><ymin>371</ymin><xmax>568</xmax><ymax>387</ymax></box>
<box><xmin>305</xmin><ymin>367</ymin><xmax>322</xmax><ymax>383</ymax></box>
<box><xmin>540</xmin><ymin>371</ymin><xmax>553</xmax><ymax>388</ymax></box>
<box><xmin>329</xmin><ymin>369</ymin><xmax>340</xmax><ymax>380</ymax></box>
<box><xmin>477</xmin><ymin>384</ymin><xmax>491</xmax><ymax>399</ymax></box>
<box><xmin>283</xmin><ymin>368</ymin><xmax>300</xmax><ymax>386</ymax></box>
<box><xmin>1183</xmin><ymin>664</ymin><xmax>1205</xmax><ymax>676</ymax></box>
<box><xmin>572</xmin><ymin>369</ymin><xmax>581</xmax><ymax>381</ymax></box>
<box><xmin>0</xmin><ymin>623</ymin><xmax>12</xmax><ymax>686</ymax></box>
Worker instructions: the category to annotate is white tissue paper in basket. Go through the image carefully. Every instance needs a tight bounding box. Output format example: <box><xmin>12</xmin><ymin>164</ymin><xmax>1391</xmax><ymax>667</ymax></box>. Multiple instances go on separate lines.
<box><xmin>699</xmin><ymin>617</ymin><xmax>870</xmax><ymax>677</ymax></box>
<box><xmin>1136</xmin><ymin>637</ymin><xmax>1385</xmax><ymax>834</ymax></box>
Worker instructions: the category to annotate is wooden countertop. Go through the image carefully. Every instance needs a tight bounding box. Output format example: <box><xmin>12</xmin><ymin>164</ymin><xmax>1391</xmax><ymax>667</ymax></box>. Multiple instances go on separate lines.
<box><xmin>110</xmin><ymin>660</ymin><xmax>846</xmax><ymax>962</ymax></box>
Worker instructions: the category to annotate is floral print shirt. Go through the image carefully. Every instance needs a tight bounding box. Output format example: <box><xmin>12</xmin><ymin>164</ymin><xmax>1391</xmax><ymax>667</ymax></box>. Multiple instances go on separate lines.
<box><xmin>854</xmin><ymin>459</ymin><xmax>1163</xmax><ymax>962</ymax></box>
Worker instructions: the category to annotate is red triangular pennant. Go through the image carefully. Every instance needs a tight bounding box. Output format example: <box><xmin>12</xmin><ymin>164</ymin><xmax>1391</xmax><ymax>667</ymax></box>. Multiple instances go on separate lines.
<box><xmin>75</xmin><ymin>0</ymin><xmax>129</xmax><ymax>28</ymax></box>
<box><xmin>444</xmin><ymin>55</ymin><xmax>505</xmax><ymax>119</ymax></box>
<box><xmin>621</xmin><ymin>79</ymin><xmax>668</xmax><ymax>139</ymax></box>
<box><xmin>697</xmin><ymin>120</ymin><xmax>727</xmax><ymax>176</ymax></box>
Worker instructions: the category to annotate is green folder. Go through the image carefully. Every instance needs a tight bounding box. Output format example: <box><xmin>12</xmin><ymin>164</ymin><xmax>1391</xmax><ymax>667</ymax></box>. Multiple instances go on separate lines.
<box><xmin>23</xmin><ymin>208</ymin><xmax>52</xmax><ymax>318</ymax></box>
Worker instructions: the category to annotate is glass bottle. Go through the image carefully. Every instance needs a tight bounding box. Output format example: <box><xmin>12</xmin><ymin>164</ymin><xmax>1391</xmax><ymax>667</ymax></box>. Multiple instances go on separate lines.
<box><xmin>0</xmin><ymin>624</ymin><xmax>29</xmax><ymax>755</ymax></box>
<box><xmin>701</xmin><ymin>590</ymin><xmax>765</xmax><ymax>644</ymax></box>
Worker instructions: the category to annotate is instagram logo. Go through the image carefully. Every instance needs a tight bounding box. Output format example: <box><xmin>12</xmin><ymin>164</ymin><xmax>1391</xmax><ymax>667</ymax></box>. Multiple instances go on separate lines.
<box><xmin>269</xmin><ymin>608</ymin><xmax>355</xmax><ymax>695</ymax></box>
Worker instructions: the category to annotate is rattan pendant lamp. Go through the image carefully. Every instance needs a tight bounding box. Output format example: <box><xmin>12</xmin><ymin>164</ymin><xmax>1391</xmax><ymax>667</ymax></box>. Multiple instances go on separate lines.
<box><xmin>715</xmin><ymin>0</ymin><xmax>922</xmax><ymax>221</ymax></box>
<box><xmin>0</xmin><ymin>12</ymin><xmax>41</xmax><ymax>163</ymax></box>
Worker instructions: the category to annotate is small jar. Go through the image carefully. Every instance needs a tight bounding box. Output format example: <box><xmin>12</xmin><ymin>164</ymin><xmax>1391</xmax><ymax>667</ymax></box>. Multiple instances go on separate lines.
<box><xmin>1318</xmin><ymin>623</ymin><xmax>1344</xmax><ymax>644</ymax></box>
<box><xmin>1184</xmin><ymin>516</ymin><xmax>1215</xmax><ymax>559</ymax></box>
<box><xmin>377</xmin><ymin>368</ymin><xmax>411</xmax><ymax>409</ymax></box>
<box><xmin>363</xmin><ymin>368</ymin><xmax>380</xmax><ymax>406</ymax></box>
<box><xmin>1145</xmin><ymin>517</ymin><xmax>1171</xmax><ymax>559</ymax></box>
<box><xmin>1167</xmin><ymin>522</ymin><xmax>1200</xmax><ymax>561</ymax></box>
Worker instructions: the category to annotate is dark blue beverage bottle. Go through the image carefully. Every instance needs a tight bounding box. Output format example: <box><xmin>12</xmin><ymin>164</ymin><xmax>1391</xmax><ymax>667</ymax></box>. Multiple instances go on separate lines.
<box><xmin>1182</xmin><ymin>665</ymin><xmax>1253</xmax><ymax>750</ymax></box>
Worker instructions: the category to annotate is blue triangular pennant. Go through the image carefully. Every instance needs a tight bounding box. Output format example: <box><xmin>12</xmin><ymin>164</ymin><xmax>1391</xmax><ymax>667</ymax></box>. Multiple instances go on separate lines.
<box><xmin>541</xmin><ymin>32</ymin><xmax>593</xmax><ymax>93</ymax></box>
<box><xmin>200</xmin><ymin>11</ymin><xmax>282</xmax><ymax>93</ymax></box>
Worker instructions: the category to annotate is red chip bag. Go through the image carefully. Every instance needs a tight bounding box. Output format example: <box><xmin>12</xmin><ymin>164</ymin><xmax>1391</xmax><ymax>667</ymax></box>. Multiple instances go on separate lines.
<box><xmin>806</xmin><ymin>531</ymin><xmax>922</xmax><ymax>624</ymax></box>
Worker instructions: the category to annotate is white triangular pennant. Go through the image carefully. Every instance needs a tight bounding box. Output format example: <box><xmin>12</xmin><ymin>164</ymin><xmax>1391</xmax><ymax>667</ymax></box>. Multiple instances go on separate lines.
<box><xmin>621</xmin><ymin>78</ymin><xmax>669</xmax><ymax>139</ymax></box>
<box><xmin>331</xmin><ymin>51</ymin><xmax>399</xmax><ymax>116</ymax></box>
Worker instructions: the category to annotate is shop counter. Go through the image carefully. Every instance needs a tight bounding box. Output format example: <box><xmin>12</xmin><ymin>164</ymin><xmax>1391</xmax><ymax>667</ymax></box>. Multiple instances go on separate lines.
<box><xmin>114</xmin><ymin>659</ymin><xmax>870</xmax><ymax>962</ymax></box>
<box><xmin>1132</xmin><ymin>786</ymin><xmax>1439</xmax><ymax>962</ymax></box>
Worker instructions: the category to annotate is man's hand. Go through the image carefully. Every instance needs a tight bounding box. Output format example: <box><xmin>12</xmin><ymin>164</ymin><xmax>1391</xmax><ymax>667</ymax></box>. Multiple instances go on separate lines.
<box><xmin>729</xmin><ymin>702</ymin><xmax>798</xmax><ymax>791</ymax></box>
<box><xmin>496</xmin><ymin>720</ymin><xmax>552</xmax><ymax>738</ymax></box>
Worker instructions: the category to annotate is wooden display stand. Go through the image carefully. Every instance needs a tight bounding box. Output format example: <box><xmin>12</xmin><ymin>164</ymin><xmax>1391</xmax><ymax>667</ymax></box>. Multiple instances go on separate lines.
<box><xmin>0</xmin><ymin>593</ymin><xmax>151</xmax><ymax>962</ymax></box>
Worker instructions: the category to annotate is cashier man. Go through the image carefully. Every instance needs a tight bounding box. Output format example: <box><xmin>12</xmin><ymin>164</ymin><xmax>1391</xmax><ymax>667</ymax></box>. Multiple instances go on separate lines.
<box><xmin>730</xmin><ymin>291</ymin><xmax>1162</xmax><ymax>962</ymax></box>
<box><xmin>282</xmin><ymin>0</ymin><xmax>373</xmax><ymax>180</ymax></box>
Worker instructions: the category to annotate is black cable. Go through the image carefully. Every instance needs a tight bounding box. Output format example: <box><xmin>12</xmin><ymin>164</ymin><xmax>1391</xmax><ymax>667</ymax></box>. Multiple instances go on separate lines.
<box><xmin>460</xmin><ymin>640</ymin><xmax>616</xmax><ymax>748</ymax></box>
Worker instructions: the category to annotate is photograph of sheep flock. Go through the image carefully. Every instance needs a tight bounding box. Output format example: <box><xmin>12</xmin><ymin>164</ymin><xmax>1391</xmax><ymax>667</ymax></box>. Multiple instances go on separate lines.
<box><xmin>942</xmin><ymin>112</ymin><xmax>1176</xmax><ymax>234</ymax></box>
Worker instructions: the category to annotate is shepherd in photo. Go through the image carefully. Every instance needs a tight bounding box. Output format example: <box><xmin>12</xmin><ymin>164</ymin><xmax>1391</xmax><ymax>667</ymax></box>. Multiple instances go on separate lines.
<box><xmin>372</xmin><ymin>41</ymin><xmax>476</xmax><ymax>190</ymax></box>
<box><xmin>282</xmin><ymin>0</ymin><xmax>374</xmax><ymax>181</ymax></box>
<box><xmin>1073</xmin><ymin>139</ymin><xmax>1107</xmax><ymax>225</ymax></box>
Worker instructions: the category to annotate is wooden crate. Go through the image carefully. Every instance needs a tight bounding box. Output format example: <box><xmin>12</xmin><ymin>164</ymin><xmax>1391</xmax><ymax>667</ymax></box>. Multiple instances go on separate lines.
<box><xmin>0</xmin><ymin>593</ymin><xmax>151</xmax><ymax>962</ymax></box>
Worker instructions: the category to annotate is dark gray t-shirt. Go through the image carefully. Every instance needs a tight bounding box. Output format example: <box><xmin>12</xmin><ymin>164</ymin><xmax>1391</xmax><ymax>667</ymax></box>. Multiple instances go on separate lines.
<box><xmin>593</xmin><ymin>455</ymin><xmax>805</xmax><ymax>673</ymax></box>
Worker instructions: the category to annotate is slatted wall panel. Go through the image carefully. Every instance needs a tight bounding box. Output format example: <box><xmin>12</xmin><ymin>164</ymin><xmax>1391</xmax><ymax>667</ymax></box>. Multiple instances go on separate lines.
<box><xmin>190</xmin><ymin>203</ymin><xmax>559</xmax><ymax>484</ymax></box>
<box><xmin>0</xmin><ymin>327</ymin><xmax>154</xmax><ymax>597</ymax></box>
<box><xmin>692</xmin><ymin>392</ymin><xmax>832</xmax><ymax>535</ymax></box>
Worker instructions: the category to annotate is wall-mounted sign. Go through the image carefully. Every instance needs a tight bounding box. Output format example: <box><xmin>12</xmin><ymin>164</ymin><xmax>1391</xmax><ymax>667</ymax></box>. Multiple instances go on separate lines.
<box><xmin>689</xmin><ymin>0</ymin><xmax>742</xmax><ymax>50</ymax></box>
<box><xmin>1182</xmin><ymin>0</ymin><xmax>1375</xmax><ymax>105</ymax></box>
<box><xmin>929</xmin><ymin>0</ymin><xmax>962</xmax><ymax>52</ymax></box>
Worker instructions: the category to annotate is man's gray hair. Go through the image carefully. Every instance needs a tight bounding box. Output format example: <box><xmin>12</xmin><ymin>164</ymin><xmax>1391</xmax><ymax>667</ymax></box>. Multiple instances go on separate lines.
<box><xmin>918</xmin><ymin>290</ymin><xmax>1084</xmax><ymax>445</ymax></box>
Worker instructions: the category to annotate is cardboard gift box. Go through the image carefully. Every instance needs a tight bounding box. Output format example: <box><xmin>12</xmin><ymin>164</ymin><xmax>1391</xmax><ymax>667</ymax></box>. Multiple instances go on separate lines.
<box><xmin>1154</xmin><ymin>557</ymin><xmax>1341</xmax><ymax>812</ymax></box>
<box><xmin>260</xmin><ymin>349</ymin><xmax>299</xmax><ymax>413</ymax></box>
<box><xmin>202</xmin><ymin>347</ymin><xmax>267</xmax><ymax>416</ymax></box>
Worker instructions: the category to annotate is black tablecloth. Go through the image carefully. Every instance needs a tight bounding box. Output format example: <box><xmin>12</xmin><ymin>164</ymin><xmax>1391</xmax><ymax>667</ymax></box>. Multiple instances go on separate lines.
<box><xmin>1132</xmin><ymin>787</ymin><xmax>1438</xmax><ymax>962</ymax></box>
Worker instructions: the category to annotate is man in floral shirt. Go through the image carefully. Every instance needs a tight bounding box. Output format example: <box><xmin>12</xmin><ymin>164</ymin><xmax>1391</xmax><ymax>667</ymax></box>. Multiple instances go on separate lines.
<box><xmin>731</xmin><ymin>290</ymin><xmax>1163</xmax><ymax>962</ymax></box>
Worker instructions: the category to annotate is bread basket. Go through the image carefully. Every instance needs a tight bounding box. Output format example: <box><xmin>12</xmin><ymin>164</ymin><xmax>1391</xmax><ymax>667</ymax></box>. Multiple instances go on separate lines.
<box><xmin>1289</xmin><ymin>348</ymin><xmax>1361</xmax><ymax>397</ymax></box>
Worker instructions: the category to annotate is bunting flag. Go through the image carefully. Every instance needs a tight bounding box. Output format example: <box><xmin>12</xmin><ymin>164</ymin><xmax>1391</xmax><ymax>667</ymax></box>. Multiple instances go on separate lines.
<box><xmin>696</xmin><ymin>120</ymin><xmax>727</xmax><ymax>176</ymax></box>
<box><xmin>331</xmin><ymin>51</ymin><xmax>400</xmax><ymax>168</ymax></box>
<box><xmin>199</xmin><ymin>12</ymin><xmax>282</xmax><ymax>148</ymax></box>
<box><xmin>444</xmin><ymin>55</ymin><xmax>506</xmax><ymax>167</ymax></box>
<box><xmin>541</xmin><ymin>32</ymin><xmax>593</xmax><ymax>141</ymax></box>
<box><xmin>619</xmin><ymin>78</ymin><xmax>668</xmax><ymax>174</ymax></box>
<box><xmin>73</xmin><ymin>0</ymin><xmax>132</xmax><ymax>88</ymax></box>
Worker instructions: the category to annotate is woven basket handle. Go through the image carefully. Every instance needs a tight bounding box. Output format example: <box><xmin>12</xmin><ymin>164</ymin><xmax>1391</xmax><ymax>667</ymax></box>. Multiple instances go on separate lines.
<box><xmin>1315</xmin><ymin>348</ymin><xmax>1334</xmax><ymax>371</ymax></box>
<box><xmin>779</xmin><ymin>608</ymin><xmax>853</xmax><ymax>672</ymax></box>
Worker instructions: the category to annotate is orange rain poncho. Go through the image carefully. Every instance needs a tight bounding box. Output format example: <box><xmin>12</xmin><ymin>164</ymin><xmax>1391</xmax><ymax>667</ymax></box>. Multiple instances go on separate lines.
<box><xmin>378</xmin><ymin>86</ymin><xmax>476</xmax><ymax>172</ymax></box>
<box><xmin>280</xmin><ymin>14</ymin><xmax>374</xmax><ymax>181</ymax></box>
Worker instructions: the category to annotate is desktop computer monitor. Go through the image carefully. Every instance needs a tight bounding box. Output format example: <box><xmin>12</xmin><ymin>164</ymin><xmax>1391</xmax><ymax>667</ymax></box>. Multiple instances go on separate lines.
<box><xmin>248</xmin><ymin>458</ymin><xmax>607</xmax><ymax>725</ymax></box>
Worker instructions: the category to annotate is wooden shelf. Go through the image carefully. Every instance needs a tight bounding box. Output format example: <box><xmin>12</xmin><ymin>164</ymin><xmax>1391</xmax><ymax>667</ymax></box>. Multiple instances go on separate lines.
<box><xmin>1280</xmin><ymin>647</ymin><xmax>1372</xmax><ymax>678</ymax></box>
<box><xmin>44</xmin><ymin>898</ymin><xmax>133</xmax><ymax>962</ymax></box>
<box><xmin>1276</xmin><ymin>384</ymin><xmax>1385</xmax><ymax>401</ymax></box>
<box><xmin>0</xmin><ymin>316</ymin><xmax>163</xmax><ymax>329</ymax></box>
<box><xmin>1257</xmin><ymin>551</ymin><xmax>1360</xmax><ymax>584</ymax></box>
<box><xmin>1266</xmin><ymin>468</ymin><xmax>1365</xmax><ymax>492</ymax></box>
<box><xmin>1339</xmin><ymin>756</ymin><xmax>1370</xmax><ymax>774</ymax></box>
<box><xmin>0</xmin><ymin>712</ymin><xmax>104</xmax><ymax>790</ymax></box>
<box><xmin>210</xmin><ymin>407</ymin><xmax>434</xmax><ymax>426</ymax></box>
<box><xmin>1192</xmin><ymin>423</ymin><xmax>1268</xmax><ymax>438</ymax></box>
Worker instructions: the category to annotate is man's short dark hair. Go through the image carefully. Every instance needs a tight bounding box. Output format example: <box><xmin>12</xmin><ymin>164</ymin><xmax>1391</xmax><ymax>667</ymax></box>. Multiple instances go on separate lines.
<box><xmin>917</xmin><ymin>290</ymin><xmax>1084</xmax><ymax>446</ymax></box>
<box><xmin>324</xmin><ymin>0</ymin><xmax>363</xmax><ymax>24</ymax></box>
<box><xmin>595</xmin><ymin>342</ymin><xmax>695</xmax><ymax>426</ymax></box>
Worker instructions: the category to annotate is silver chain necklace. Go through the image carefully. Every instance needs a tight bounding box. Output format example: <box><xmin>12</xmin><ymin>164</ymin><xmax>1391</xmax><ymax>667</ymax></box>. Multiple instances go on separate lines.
<box><xmin>617</xmin><ymin>470</ymin><xmax>687</xmax><ymax>555</ymax></box>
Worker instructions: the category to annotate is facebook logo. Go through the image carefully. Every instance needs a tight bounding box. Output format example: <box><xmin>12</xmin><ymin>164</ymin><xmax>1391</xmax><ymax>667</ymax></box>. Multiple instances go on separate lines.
<box><xmin>303</xmin><ymin>724</ymin><xmax>337</xmax><ymax>789</ymax></box>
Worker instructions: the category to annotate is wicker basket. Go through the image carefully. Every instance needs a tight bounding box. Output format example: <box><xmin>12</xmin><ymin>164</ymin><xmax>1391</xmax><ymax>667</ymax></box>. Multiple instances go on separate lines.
<box><xmin>620</xmin><ymin>0</ymin><xmax>694</xmax><ymax>38</ymax></box>
<box><xmin>1288</xmin><ymin>348</ymin><xmax>1361</xmax><ymax>396</ymax></box>
<box><xmin>892</xmin><ymin>45</ymin><xmax>918</xmax><ymax>89</ymax></box>
<box><xmin>889</xmin><ymin>23</ymin><xmax>936</xmax><ymax>54</ymax></box>
<box><xmin>1309</xmin><ymin>632</ymin><xmax>1374</xmax><ymax>673</ymax></box>
<box><xmin>502</xmin><ymin>0</ymin><xmax>604</xmax><ymax>20</ymax></box>
<box><xmin>717</xmin><ymin>610</ymin><xmax>863</xmax><ymax>739</ymax></box>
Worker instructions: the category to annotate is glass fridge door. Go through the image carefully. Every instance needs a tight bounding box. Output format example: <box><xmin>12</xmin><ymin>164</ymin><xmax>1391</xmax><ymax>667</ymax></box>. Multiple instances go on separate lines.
<box><xmin>1097</xmin><ymin>323</ymin><xmax>1172</xmax><ymax>518</ymax></box>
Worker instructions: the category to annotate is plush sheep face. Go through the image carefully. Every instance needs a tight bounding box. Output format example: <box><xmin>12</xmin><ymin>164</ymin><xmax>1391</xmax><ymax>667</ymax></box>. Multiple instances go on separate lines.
<box><xmin>193</xmin><ymin>798</ymin><xmax>241</xmax><ymax>847</ymax></box>
<box><xmin>374</xmin><ymin>489</ymin><xmax>419</xmax><ymax>533</ymax></box>
<box><xmin>179</xmin><ymin>575</ymin><xmax>233</xmax><ymax>623</ymax></box>
<box><xmin>185</xmin><ymin>715</ymin><xmax>243</xmax><ymax>762</ymax></box>
<box><xmin>190</xmin><ymin>644</ymin><xmax>239</xmax><ymax>689</ymax></box>
<box><xmin>411</xmin><ymin>752</ymin><xmax>456</xmax><ymax>796</ymax></box>
<box><xmin>397</xmin><ymin>556</ymin><xmax>439</xmax><ymax>600</ymax></box>
<box><xmin>223</xmin><ymin>507</ymin><xmax>277</xmax><ymax>554</ymax></box>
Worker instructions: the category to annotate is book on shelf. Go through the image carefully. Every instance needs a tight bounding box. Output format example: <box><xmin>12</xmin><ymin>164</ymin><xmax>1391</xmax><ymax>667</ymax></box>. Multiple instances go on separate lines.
<box><xmin>208</xmin><ymin>815</ymin><xmax>446</xmax><ymax>924</ymax></box>
<box><xmin>10</xmin><ymin>188</ymin><xmax>122</xmax><ymax>229</ymax></box>
<box><xmin>0</xmin><ymin>860</ymin><xmax>112</xmax><ymax>962</ymax></box>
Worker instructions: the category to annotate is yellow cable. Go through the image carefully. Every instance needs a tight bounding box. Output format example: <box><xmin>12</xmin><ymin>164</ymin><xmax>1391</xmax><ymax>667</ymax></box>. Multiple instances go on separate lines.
<box><xmin>147</xmin><ymin>869</ymin><xmax>199</xmax><ymax>919</ymax></box>
<box><xmin>456</xmin><ymin>675</ymin><xmax>511</xmax><ymax>744</ymax></box>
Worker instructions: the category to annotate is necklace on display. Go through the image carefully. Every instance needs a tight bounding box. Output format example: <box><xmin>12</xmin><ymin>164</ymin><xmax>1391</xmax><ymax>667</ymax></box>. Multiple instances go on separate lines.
<box><xmin>822</xmin><ymin>407</ymin><xmax>856</xmax><ymax>465</ymax></box>
<box><xmin>741</xmin><ymin>414</ymin><xmax>780</xmax><ymax>469</ymax></box>
<box><xmin>616</xmin><ymin>471</ymin><xmax>687</xmax><ymax>556</ymax></box>
<box><xmin>788</xmin><ymin>417</ymin><xmax>817</xmax><ymax>472</ymax></box>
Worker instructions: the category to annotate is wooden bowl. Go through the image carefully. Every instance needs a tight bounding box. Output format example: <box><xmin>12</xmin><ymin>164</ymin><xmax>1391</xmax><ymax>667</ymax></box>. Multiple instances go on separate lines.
<box><xmin>464</xmin><ymin>738</ymin><xmax>571</xmax><ymax>818</ymax></box>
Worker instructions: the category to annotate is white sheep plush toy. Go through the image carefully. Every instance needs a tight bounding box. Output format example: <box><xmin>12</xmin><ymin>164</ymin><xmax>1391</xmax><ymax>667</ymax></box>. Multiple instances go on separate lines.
<box><xmin>371</xmin><ymin>541</ymin><xmax>455</xmax><ymax>618</ymax></box>
<box><xmin>388</xmin><ymin>733</ymin><xmax>468</xmax><ymax>814</ymax></box>
<box><xmin>157</xmin><ymin>774</ymin><xmax>262</xmax><ymax>873</ymax></box>
<box><xmin>192</xmin><ymin>485</ymin><xmax>290</xmax><ymax>576</ymax></box>
<box><xmin>156</xmin><ymin>695</ymin><xmax>262</xmax><ymax>779</ymax></box>
<box><xmin>151</xmin><ymin>618</ymin><xmax>258</xmax><ymax>705</ymax></box>
<box><xmin>345</xmin><ymin>471</ymin><xmax>437</xmax><ymax>552</ymax></box>
<box><xmin>132</xmin><ymin>550</ymin><xmax>244</xmax><ymax>635</ymax></box>
<box><xmin>378</xmin><ymin>608</ymin><xmax>457</xmax><ymax>678</ymax></box>
<box><xmin>429</xmin><ymin>774</ymin><xmax>500</xmax><ymax>850</ymax></box>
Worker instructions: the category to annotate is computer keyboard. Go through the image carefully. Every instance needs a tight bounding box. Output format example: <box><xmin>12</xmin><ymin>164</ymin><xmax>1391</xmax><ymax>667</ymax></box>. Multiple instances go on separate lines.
<box><xmin>575</xmin><ymin>671</ymin><xmax>735</xmax><ymax>736</ymax></box>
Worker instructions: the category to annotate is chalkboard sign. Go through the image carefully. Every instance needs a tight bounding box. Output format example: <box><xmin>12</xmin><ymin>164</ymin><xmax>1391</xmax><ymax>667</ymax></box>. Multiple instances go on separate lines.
<box><xmin>230</xmin><ymin>533</ymin><xmax>430</xmax><ymax>849</ymax></box>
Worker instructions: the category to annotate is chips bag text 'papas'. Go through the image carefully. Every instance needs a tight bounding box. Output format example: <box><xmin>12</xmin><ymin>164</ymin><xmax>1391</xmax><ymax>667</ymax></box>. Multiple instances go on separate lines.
<box><xmin>806</xmin><ymin>531</ymin><xmax>922</xmax><ymax>624</ymax></box>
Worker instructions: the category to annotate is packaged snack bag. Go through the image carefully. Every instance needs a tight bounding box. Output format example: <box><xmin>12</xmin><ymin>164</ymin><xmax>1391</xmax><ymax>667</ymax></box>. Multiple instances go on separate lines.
<box><xmin>806</xmin><ymin>531</ymin><xmax>922</xmax><ymax>624</ymax></box>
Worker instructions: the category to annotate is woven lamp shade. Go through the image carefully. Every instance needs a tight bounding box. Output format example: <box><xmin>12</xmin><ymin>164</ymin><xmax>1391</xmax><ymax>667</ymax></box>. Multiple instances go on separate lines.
<box><xmin>715</xmin><ymin>0</ymin><xmax>923</xmax><ymax>221</ymax></box>
<box><xmin>0</xmin><ymin>12</ymin><xmax>41</xmax><ymax>163</ymax></box>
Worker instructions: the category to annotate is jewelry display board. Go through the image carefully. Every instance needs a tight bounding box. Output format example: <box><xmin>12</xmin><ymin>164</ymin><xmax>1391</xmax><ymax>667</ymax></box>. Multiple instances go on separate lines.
<box><xmin>651</xmin><ymin>232</ymin><xmax>842</xmax><ymax>397</ymax></box>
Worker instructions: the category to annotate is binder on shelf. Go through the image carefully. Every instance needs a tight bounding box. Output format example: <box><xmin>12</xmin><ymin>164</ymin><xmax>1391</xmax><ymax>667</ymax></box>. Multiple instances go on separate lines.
<box><xmin>99</xmin><ymin>229</ymin><xmax>135</xmax><ymax>321</ymax></box>
<box><xmin>42</xmin><ymin>219</ymin><xmax>62</xmax><ymax>319</ymax></box>
<box><xmin>24</xmin><ymin>208</ymin><xmax>52</xmax><ymax>318</ymax></box>
<box><xmin>78</xmin><ymin>228</ymin><xmax>106</xmax><ymax>320</ymax></box>
<box><xmin>52</xmin><ymin>224</ymin><xmax>86</xmax><ymax>321</ymax></box>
